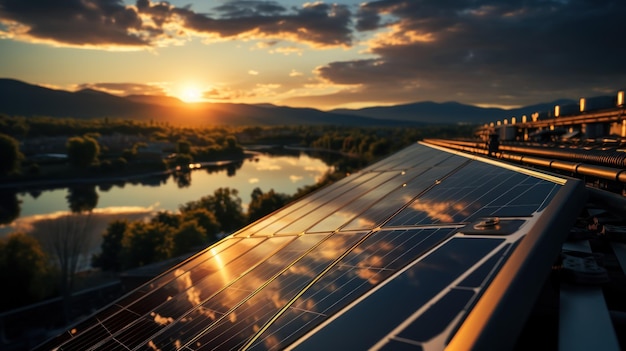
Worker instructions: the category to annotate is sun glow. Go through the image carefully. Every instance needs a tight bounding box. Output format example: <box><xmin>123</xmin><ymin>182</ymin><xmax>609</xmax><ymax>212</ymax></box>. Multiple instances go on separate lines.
<box><xmin>179</xmin><ymin>85</ymin><xmax>204</xmax><ymax>103</ymax></box>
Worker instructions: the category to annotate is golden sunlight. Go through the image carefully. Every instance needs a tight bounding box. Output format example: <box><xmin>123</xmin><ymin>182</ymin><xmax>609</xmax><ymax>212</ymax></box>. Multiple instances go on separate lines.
<box><xmin>179</xmin><ymin>85</ymin><xmax>204</xmax><ymax>103</ymax></box>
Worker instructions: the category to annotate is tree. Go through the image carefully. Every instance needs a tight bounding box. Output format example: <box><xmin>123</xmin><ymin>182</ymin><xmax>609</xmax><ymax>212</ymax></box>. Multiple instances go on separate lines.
<box><xmin>169</xmin><ymin>220</ymin><xmax>207</xmax><ymax>257</ymax></box>
<box><xmin>92</xmin><ymin>219</ymin><xmax>127</xmax><ymax>272</ymax></box>
<box><xmin>0</xmin><ymin>233</ymin><xmax>52</xmax><ymax>311</ymax></box>
<box><xmin>121</xmin><ymin>221</ymin><xmax>171</xmax><ymax>269</ymax></box>
<box><xmin>66</xmin><ymin>184</ymin><xmax>99</xmax><ymax>213</ymax></box>
<box><xmin>177</xmin><ymin>139</ymin><xmax>192</xmax><ymax>155</ymax></box>
<box><xmin>181</xmin><ymin>208</ymin><xmax>220</xmax><ymax>242</ymax></box>
<box><xmin>151</xmin><ymin>211</ymin><xmax>180</xmax><ymax>228</ymax></box>
<box><xmin>247</xmin><ymin>188</ymin><xmax>291</xmax><ymax>223</ymax></box>
<box><xmin>36</xmin><ymin>212</ymin><xmax>95</xmax><ymax>323</ymax></box>
<box><xmin>180</xmin><ymin>187</ymin><xmax>245</xmax><ymax>233</ymax></box>
<box><xmin>0</xmin><ymin>190</ymin><xmax>20</xmax><ymax>225</ymax></box>
<box><xmin>66</xmin><ymin>135</ymin><xmax>100</xmax><ymax>167</ymax></box>
<box><xmin>0</xmin><ymin>133</ymin><xmax>22</xmax><ymax>176</ymax></box>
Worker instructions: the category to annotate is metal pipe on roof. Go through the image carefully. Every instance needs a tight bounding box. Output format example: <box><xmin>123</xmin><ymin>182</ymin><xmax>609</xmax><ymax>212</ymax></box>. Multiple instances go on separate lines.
<box><xmin>423</xmin><ymin>139</ymin><xmax>626</xmax><ymax>184</ymax></box>
<box><xmin>499</xmin><ymin>144</ymin><xmax>626</xmax><ymax>168</ymax></box>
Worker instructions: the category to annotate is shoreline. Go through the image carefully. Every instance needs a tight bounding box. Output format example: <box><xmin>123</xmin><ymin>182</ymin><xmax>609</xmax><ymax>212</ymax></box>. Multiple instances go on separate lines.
<box><xmin>0</xmin><ymin>146</ymin><xmax>343</xmax><ymax>193</ymax></box>
<box><xmin>0</xmin><ymin>153</ymin><xmax>257</xmax><ymax>192</ymax></box>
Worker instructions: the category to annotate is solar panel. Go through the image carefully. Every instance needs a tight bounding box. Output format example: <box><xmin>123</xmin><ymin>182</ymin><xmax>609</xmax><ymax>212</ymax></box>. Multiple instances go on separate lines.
<box><xmin>35</xmin><ymin>141</ymin><xmax>586</xmax><ymax>351</ymax></box>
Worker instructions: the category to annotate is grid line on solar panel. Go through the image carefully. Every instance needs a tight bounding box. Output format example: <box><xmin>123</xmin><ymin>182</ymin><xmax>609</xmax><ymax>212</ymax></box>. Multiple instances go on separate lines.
<box><xmin>247</xmin><ymin>227</ymin><xmax>459</xmax><ymax>350</ymax></box>
<box><xmin>32</xmin><ymin>238</ymin><xmax>244</xmax><ymax>350</ymax></box>
<box><xmin>422</xmin><ymin>141</ymin><xmax>567</xmax><ymax>185</ymax></box>
<box><xmin>337</xmin><ymin>156</ymin><xmax>471</xmax><ymax>232</ymax></box>
<box><xmin>360</xmin><ymin>143</ymin><xmax>454</xmax><ymax>172</ymax></box>
<box><xmin>274</xmin><ymin>170</ymin><xmax>403</xmax><ymax>235</ymax></box>
<box><xmin>245</xmin><ymin>144</ymin><xmax>469</xmax><ymax>237</ymax></box>
<box><xmin>132</xmin><ymin>237</ymin><xmax>308</xmax><ymax>348</ymax></box>
<box><xmin>175</xmin><ymin>233</ymin><xmax>367</xmax><ymax>351</ymax></box>
<box><xmin>305</xmin><ymin>171</ymin><xmax>415</xmax><ymax>233</ymax></box>
<box><xmin>357</xmin><ymin>143</ymin><xmax>422</xmax><ymax>172</ymax></box>
<box><xmin>126</xmin><ymin>236</ymin><xmax>336</xmax><ymax>350</ymax></box>
<box><xmin>236</xmin><ymin>171</ymin><xmax>386</xmax><ymax>237</ymax></box>
<box><xmin>288</xmin><ymin>237</ymin><xmax>506</xmax><ymax>350</ymax></box>
<box><xmin>371</xmin><ymin>243</ymin><xmax>516</xmax><ymax>350</ymax></box>
<box><xmin>383</xmin><ymin>160</ymin><xmax>561</xmax><ymax>228</ymax></box>
<box><xmin>45</xmin><ymin>236</ymin><xmax>294</xmax><ymax>351</ymax></box>
<box><xmin>138</xmin><ymin>238</ymin><xmax>302</xmax><ymax>350</ymax></box>
<box><xmin>233</xmin><ymin>171</ymin><xmax>381</xmax><ymax>237</ymax></box>
<box><xmin>135</xmin><ymin>237</ymin><xmax>243</xmax><ymax>294</ymax></box>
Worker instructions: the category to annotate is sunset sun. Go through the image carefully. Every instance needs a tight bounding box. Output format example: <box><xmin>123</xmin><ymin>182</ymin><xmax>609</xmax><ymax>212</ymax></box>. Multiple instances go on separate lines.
<box><xmin>179</xmin><ymin>86</ymin><xmax>203</xmax><ymax>103</ymax></box>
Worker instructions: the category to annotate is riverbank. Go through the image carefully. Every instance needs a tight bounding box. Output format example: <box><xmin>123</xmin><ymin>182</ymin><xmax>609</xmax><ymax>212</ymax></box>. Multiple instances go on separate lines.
<box><xmin>0</xmin><ymin>152</ymin><xmax>257</xmax><ymax>192</ymax></box>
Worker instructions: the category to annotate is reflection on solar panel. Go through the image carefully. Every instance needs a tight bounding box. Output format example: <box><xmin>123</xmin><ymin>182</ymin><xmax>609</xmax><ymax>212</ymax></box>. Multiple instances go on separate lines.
<box><xmin>35</xmin><ymin>141</ymin><xmax>586</xmax><ymax>351</ymax></box>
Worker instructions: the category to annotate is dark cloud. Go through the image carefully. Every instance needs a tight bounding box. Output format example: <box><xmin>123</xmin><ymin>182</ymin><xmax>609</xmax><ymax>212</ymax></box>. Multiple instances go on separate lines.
<box><xmin>319</xmin><ymin>0</ymin><xmax>626</xmax><ymax>107</ymax></box>
<box><xmin>173</xmin><ymin>1</ymin><xmax>353</xmax><ymax>46</ymax></box>
<box><xmin>0</xmin><ymin>0</ymin><xmax>354</xmax><ymax>48</ymax></box>
<box><xmin>0</xmin><ymin>0</ymin><xmax>147</xmax><ymax>46</ymax></box>
<box><xmin>212</xmin><ymin>0</ymin><xmax>286</xmax><ymax>18</ymax></box>
<box><xmin>355</xmin><ymin>4</ymin><xmax>381</xmax><ymax>31</ymax></box>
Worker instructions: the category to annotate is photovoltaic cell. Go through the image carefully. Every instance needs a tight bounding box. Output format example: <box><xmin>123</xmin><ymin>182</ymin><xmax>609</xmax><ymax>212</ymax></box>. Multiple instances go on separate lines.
<box><xmin>289</xmin><ymin>237</ymin><xmax>505</xmax><ymax>350</ymax></box>
<box><xmin>275</xmin><ymin>171</ymin><xmax>401</xmax><ymax>235</ymax></box>
<box><xmin>34</xmin><ymin>141</ymin><xmax>585</xmax><ymax>351</ymax></box>
<box><xmin>182</xmin><ymin>233</ymin><xmax>367</xmax><ymax>350</ymax></box>
<box><xmin>341</xmin><ymin>155</ymin><xmax>469</xmax><ymax>231</ymax></box>
<box><xmin>384</xmin><ymin>160</ymin><xmax>561</xmax><ymax>227</ymax></box>
<box><xmin>235</xmin><ymin>171</ymin><xmax>381</xmax><ymax>237</ymax></box>
<box><xmin>248</xmin><ymin>227</ymin><xmax>458</xmax><ymax>350</ymax></box>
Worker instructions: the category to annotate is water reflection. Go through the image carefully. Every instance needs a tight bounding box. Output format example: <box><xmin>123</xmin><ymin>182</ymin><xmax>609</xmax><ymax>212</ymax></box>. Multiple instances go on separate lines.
<box><xmin>2</xmin><ymin>207</ymin><xmax>156</xmax><ymax>269</ymax></box>
<box><xmin>66</xmin><ymin>184</ymin><xmax>99</xmax><ymax>213</ymax></box>
<box><xmin>4</xmin><ymin>153</ymin><xmax>331</xmax><ymax>237</ymax></box>
<box><xmin>0</xmin><ymin>190</ymin><xmax>20</xmax><ymax>225</ymax></box>
<box><xmin>173</xmin><ymin>170</ymin><xmax>191</xmax><ymax>188</ymax></box>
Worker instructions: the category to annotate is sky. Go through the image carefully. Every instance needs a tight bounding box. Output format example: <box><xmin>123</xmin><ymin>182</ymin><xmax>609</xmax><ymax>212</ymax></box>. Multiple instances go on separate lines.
<box><xmin>1</xmin><ymin>0</ymin><xmax>625</xmax><ymax>111</ymax></box>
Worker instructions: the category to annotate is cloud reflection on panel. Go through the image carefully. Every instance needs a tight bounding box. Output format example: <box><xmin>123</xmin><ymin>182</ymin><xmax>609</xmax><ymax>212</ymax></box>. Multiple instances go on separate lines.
<box><xmin>249</xmin><ymin>227</ymin><xmax>457</xmax><ymax>350</ymax></box>
<box><xmin>141</xmin><ymin>234</ymin><xmax>350</xmax><ymax>350</ymax></box>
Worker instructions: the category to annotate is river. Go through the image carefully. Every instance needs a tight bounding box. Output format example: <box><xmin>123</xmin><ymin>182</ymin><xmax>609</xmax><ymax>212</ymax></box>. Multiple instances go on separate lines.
<box><xmin>0</xmin><ymin>151</ymin><xmax>334</xmax><ymax>259</ymax></box>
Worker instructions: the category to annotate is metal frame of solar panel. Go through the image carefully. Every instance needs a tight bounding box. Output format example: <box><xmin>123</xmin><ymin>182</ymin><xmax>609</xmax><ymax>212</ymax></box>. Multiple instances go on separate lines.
<box><xmin>35</xmin><ymin>141</ymin><xmax>586</xmax><ymax>351</ymax></box>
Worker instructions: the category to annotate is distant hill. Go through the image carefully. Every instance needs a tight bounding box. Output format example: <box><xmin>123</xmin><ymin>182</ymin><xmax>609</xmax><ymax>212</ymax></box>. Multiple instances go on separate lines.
<box><xmin>332</xmin><ymin>101</ymin><xmax>502</xmax><ymax>125</ymax></box>
<box><xmin>0</xmin><ymin>78</ymin><xmax>415</xmax><ymax>127</ymax></box>
<box><xmin>330</xmin><ymin>99</ymin><xmax>579</xmax><ymax>125</ymax></box>
<box><xmin>0</xmin><ymin>78</ymin><xmax>579</xmax><ymax>127</ymax></box>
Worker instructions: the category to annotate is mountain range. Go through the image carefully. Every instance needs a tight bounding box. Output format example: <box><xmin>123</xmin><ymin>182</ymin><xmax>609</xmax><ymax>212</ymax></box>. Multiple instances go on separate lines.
<box><xmin>0</xmin><ymin>78</ymin><xmax>574</xmax><ymax>127</ymax></box>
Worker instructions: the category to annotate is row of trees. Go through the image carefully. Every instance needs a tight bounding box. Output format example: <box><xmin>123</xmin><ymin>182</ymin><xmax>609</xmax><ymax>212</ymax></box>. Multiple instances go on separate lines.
<box><xmin>0</xmin><ymin>113</ymin><xmax>477</xmax><ymax>177</ymax></box>
<box><xmin>92</xmin><ymin>186</ymin><xmax>291</xmax><ymax>272</ymax></box>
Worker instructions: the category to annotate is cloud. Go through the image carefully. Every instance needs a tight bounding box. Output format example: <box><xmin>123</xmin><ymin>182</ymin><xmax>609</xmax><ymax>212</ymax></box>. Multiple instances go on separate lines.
<box><xmin>177</xmin><ymin>1</ymin><xmax>353</xmax><ymax>47</ymax></box>
<box><xmin>0</xmin><ymin>0</ymin><xmax>149</xmax><ymax>49</ymax></box>
<box><xmin>289</xmin><ymin>175</ymin><xmax>303</xmax><ymax>183</ymax></box>
<box><xmin>0</xmin><ymin>0</ymin><xmax>354</xmax><ymax>49</ymax></box>
<box><xmin>2</xmin><ymin>0</ymin><xmax>624</xmax><ymax>109</ymax></box>
<box><xmin>202</xmin><ymin>85</ymin><xmax>272</xmax><ymax>101</ymax></box>
<box><xmin>314</xmin><ymin>0</ymin><xmax>626</xmax><ymax>107</ymax></box>
<box><xmin>75</xmin><ymin>82</ymin><xmax>167</xmax><ymax>96</ymax></box>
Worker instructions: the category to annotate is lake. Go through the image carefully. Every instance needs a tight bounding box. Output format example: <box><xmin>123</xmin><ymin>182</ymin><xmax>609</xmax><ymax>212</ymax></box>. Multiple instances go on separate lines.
<box><xmin>0</xmin><ymin>151</ymin><xmax>334</xmax><ymax>259</ymax></box>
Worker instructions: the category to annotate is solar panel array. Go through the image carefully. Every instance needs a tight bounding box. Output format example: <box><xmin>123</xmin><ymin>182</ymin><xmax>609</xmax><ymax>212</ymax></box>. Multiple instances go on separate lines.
<box><xmin>35</xmin><ymin>141</ymin><xmax>585</xmax><ymax>351</ymax></box>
